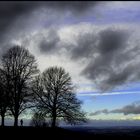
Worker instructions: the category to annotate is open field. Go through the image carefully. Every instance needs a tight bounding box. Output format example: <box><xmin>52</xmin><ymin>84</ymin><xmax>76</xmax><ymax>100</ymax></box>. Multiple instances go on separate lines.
<box><xmin>0</xmin><ymin>126</ymin><xmax>140</xmax><ymax>140</ymax></box>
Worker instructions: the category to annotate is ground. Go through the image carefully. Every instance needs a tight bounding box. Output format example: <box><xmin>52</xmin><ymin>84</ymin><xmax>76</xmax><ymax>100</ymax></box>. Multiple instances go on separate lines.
<box><xmin>0</xmin><ymin>126</ymin><xmax>140</xmax><ymax>140</ymax></box>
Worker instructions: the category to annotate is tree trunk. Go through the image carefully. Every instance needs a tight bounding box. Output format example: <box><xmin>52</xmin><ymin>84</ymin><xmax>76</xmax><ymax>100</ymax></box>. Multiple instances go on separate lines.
<box><xmin>1</xmin><ymin>114</ymin><xmax>5</xmax><ymax>127</ymax></box>
<box><xmin>51</xmin><ymin>111</ymin><xmax>56</xmax><ymax>128</ymax></box>
<box><xmin>14</xmin><ymin>115</ymin><xmax>18</xmax><ymax>127</ymax></box>
<box><xmin>51</xmin><ymin>116</ymin><xmax>56</xmax><ymax>128</ymax></box>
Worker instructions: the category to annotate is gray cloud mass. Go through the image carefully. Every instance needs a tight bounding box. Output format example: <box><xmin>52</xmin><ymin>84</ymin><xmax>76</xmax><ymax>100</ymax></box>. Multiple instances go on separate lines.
<box><xmin>35</xmin><ymin>25</ymin><xmax>140</xmax><ymax>91</ymax></box>
<box><xmin>0</xmin><ymin>1</ymin><xmax>97</xmax><ymax>38</ymax></box>
<box><xmin>1</xmin><ymin>2</ymin><xmax>140</xmax><ymax>92</ymax></box>
<box><xmin>90</xmin><ymin>101</ymin><xmax>140</xmax><ymax>116</ymax></box>
<box><xmin>80</xmin><ymin>28</ymin><xmax>132</xmax><ymax>91</ymax></box>
<box><xmin>39</xmin><ymin>29</ymin><xmax>60</xmax><ymax>54</ymax></box>
<box><xmin>90</xmin><ymin>109</ymin><xmax>109</xmax><ymax>116</ymax></box>
<box><xmin>0</xmin><ymin>1</ymin><xmax>97</xmax><ymax>53</ymax></box>
<box><xmin>71</xmin><ymin>33</ymin><xmax>98</xmax><ymax>60</ymax></box>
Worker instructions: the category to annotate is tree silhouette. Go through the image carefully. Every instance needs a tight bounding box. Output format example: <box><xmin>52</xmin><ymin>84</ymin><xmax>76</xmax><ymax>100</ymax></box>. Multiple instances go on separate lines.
<box><xmin>1</xmin><ymin>46</ymin><xmax>39</xmax><ymax>126</ymax></box>
<box><xmin>32</xmin><ymin>66</ymin><xmax>86</xmax><ymax>127</ymax></box>
<box><xmin>0</xmin><ymin>69</ymin><xmax>10</xmax><ymax>126</ymax></box>
<box><xmin>30</xmin><ymin>111</ymin><xmax>46</xmax><ymax>127</ymax></box>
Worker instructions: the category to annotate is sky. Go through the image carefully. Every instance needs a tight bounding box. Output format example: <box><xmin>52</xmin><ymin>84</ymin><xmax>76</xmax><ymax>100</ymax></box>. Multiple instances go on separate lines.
<box><xmin>1</xmin><ymin>1</ymin><xmax>140</xmax><ymax>122</ymax></box>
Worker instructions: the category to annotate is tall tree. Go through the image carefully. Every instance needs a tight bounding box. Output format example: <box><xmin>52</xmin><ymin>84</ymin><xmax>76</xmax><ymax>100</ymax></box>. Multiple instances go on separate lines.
<box><xmin>33</xmin><ymin>66</ymin><xmax>86</xmax><ymax>127</ymax></box>
<box><xmin>1</xmin><ymin>46</ymin><xmax>39</xmax><ymax>126</ymax></box>
<box><xmin>0</xmin><ymin>69</ymin><xmax>9</xmax><ymax>126</ymax></box>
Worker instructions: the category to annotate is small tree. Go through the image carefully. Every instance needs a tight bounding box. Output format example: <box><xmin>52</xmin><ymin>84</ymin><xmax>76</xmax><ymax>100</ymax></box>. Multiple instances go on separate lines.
<box><xmin>33</xmin><ymin>66</ymin><xmax>86</xmax><ymax>127</ymax></box>
<box><xmin>1</xmin><ymin>46</ymin><xmax>39</xmax><ymax>126</ymax></box>
<box><xmin>30</xmin><ymin>111</ymin><xmax>46</xmax><ymax>127</ymax></box>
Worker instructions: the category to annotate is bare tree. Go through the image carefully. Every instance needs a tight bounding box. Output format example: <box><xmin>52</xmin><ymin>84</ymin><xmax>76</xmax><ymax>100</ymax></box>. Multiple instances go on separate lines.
<box><xmin>1</xmin><ymin>46</ymin><xmax>39</xmax><ymax>126</ymax></box>
<box><xmin>30</xmin><ymin>111</ymin><xmax>46</xmax><ymax>127</ymax></box>
<box><xmin>0</xmin><ymin>69</ymin><xmax>10</xmax><ymax>126</ymax></box>
<box><xmin>33</xmin><ymin>66</ymin><xmax>86</xmax><ymax>127</ymax></box>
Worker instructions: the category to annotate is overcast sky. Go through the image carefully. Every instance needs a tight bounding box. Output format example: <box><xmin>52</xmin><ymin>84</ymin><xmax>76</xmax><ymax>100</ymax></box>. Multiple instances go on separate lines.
<box><xmin>2</xmin><ymin>1</ymin><xmax>140</xmax><ymax>121</ymax></box>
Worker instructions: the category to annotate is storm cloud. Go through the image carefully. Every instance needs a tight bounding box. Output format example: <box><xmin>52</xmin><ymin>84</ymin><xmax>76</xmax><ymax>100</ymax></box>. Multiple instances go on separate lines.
<box><xmin>70</xmin><ymin>25</ymin><xmax>140</xmax><ymax>91</ymax></box>
<box><xmin>28</xmin><ymin>23</ymin><xmax>140</xmax><ymax>91</ymax></box>
<box><xmin>0</xmin><ymin>2</ymin><xmax>39</xmax><ymax>40</ymax></box>
<box><xmin>0</xmin><ymin>1</ymin><xmax>97</xmax><ymax>34</ymax></box>
<box><xmin>39</xmin><ymin>29</ymin><xmax>60</xmax><ymax>54</ymax></box>
<box><xmin>90</xmin><ymin>101</ymin><xmax>140</xmax><ymax>116</ymax></box>
<box><xmin>1</xmin><ymin>2</ymin><xmax>140</xmax><ymax>92</ymax></box>
<box><xmin>60</xmin><ymin>25</ymin><xmax>139</xmax><ymax>91</ymax></box>
<box><xmin>71</xmin><ymin>32</ymin><xmax>98</xmax><ymax>60</ymax></box>
<box><xmin>81</xmin><ymin>28</ymin><xmax>131</xmax><ymax>91</ymax></box>
<box><xmin>44</xmin><ymin>1</ymin><xmax>98</xmax><ymax>15</ymax></box>
<box><xmin>0</xmin><ymin>1</ymin><xmax>98</xmax><ymax>50</ymax></box>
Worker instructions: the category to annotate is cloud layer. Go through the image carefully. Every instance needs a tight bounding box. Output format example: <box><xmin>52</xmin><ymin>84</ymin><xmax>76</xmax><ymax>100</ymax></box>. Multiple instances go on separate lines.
<box><xmin>32</xmin><ymin>23</ymin><xmax>140</xmax><ymax>91</ymax></box>
<box><xmin>0</xmin><ymin>1</ymin><xmax>97</xmax><ymax>50</ymax></box>
<box><xmin>7</xmin><ymin>23</ymin><xmax>140</xmax><ymax>92</ymax></box>
<box><xmin>1</xmin><ymin>2</ymin><xmax>140</xmax><ymax>92</ymax></box>
<box><xmin>90</xmin><ymin>101</ymin><xmax>140</xmax><ymax>116</ymax></box>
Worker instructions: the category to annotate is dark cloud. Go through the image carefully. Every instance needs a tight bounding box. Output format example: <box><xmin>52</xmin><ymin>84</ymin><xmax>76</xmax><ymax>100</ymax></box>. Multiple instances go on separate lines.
<box><xmin>89</xmin><ymin>109</ymin><xmax>108</xmax><ymax>116</ymax></box>
<box><xmin>0</xmin><ymin>1</ymin><xmax>97</xmax><ymax>38</ymax></box>
<box><xmin>39</xmin><ymin>29</ymin><xmax>60</xmax><ymax>54</ymax></box>
<box><xmin>110</xmin><ymin>102</ymin><xmax>140</xmax><ymax>115</ymax></box>
<box><xmin>71</xmin><ymin>28</ymin><xmax>128</xmax><ymax>60</ymax></box>
<box><xmin>0</xmin><ymin>1</ymin><xmax>98</xmax><ymax>55</ymax></box>
<box><xmin>98</xmin><ymin>29</ymin><xmax>127</xmax><ymax>54</ymax></box>
<box><xmin>90</xmin><ymin>101</ymin><xmax>140</xmax><ymax>116</ymax></box>
<box><xmin>46</xmin><ymin>1</ymin><xmax>98</xmax><ymax>15</ymax></box>
<box><xmin>1</xmin><ymin>1</ymin><xmax>140</xmax><ymax>92</ymax></box>
<box><xmin>80</xmin><ymin>28</ymin><xmax>134</xmax><ymax>91</ymax></box>
<box><xmin>35</xmin><ymin>25</ymin><xmax>140</xmax><ymax>91</ymax></box>
<box><xmin>71</xmin><ymin>33</ymin><xmax>98</xmax><ymax>60</ymax></box>
<box><xmin>100</xmin><ymin>64</ymin><xmax>140</xmax><ymax>91</ymax></box>
<box><xmin>0</xmin><ymin>2</ymin><xmax>39</xmax><ymax>40</ymax></box>
<box><xmin>72</xmin><ymin>29</ymin><xmax>128</xmax><ymax>54</ymax></box>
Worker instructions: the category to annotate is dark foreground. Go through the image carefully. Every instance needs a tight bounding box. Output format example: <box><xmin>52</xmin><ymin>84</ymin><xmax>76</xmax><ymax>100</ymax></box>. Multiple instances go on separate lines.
<box><xmin>0</xmin><ymin>126</ymin><xmax>140</xmax><ymax>140</ymax></box>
